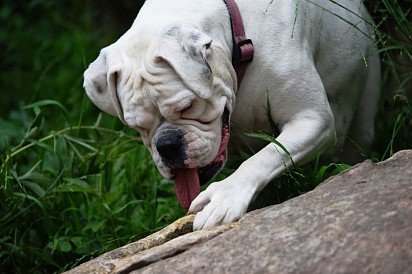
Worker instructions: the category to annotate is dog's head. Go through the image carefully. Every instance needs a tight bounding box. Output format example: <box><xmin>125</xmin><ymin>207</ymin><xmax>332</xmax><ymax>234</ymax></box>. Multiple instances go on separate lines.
<box><xmin>84</xmin><ymin>25</ymin><xmax>237</xmax><ymax>209</ymax></box>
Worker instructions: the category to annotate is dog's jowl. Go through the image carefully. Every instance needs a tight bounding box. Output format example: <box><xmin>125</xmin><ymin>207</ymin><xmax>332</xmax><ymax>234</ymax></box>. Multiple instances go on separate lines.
<box><xmin>83</xmin><ymin>0</ymin><xmax>380</xmax><ymax>230</ymax></box>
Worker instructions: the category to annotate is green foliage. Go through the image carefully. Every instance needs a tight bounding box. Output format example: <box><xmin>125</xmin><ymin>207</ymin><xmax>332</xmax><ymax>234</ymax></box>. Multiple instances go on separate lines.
<box><xmin>0</xmin><ymin>105</ymin><xmax>185</xmax><ymax>273</ymax></box>
<box><xmin>369</xmin><ymin>0</ymin><xmax>412</xmax><ymax>159</ymax></box>
<box><xmin>0</xmin><ymin>0</ymin><xmax>410</xmax><ymax>273</ymax></box>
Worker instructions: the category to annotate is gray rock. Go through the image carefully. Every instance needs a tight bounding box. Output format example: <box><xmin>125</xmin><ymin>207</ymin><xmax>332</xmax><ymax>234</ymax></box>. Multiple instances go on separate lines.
<box><xmin>67</xmin><ymin>150</ymin><xmax>412</xmax><ymax>274</ymax></box>
<box><xmin>136</xmin><ymin>150</ymin><xmax>412</xmax><ymax>274</ymax></box>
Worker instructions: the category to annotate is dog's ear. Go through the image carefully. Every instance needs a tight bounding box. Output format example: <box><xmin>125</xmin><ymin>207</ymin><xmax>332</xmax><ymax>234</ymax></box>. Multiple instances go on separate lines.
<box><xmin>155</xmin><ymin>27</ymin><xmax>213</xmax><ymax>99</ymax></box>
<box><xmin>83</xmin><ymin>46</ymin><xmax>126</xmax><ymax>124</ymax></box>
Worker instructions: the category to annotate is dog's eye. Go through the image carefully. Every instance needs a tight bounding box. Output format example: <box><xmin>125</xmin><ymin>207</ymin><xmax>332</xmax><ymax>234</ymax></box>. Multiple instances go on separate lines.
<box><xmin>205</xmin><ymin>41</ymin><xmax>211</xmax><ymax>50</ymax></box>
<box><xmin>181</xmin><ymin>103</ymin><xmax>193</xmax><ymax>114</ymax></box>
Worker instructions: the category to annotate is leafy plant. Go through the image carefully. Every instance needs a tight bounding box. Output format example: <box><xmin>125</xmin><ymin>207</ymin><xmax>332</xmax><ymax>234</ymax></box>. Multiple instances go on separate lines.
<box><xmin>0</xmin><ymin>103</ymin><xmax>185</xmax><ymax>273</ymax></box>
<box><xmin>368</xmin><ymin>0</ymin><xmax>412</xmax><ymax>159</ymax></box>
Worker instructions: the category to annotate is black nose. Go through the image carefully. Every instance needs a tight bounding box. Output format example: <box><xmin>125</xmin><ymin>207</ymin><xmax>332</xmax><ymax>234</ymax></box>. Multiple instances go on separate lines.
<box><xmin>156</xmin><ymin>131</ymin><xmax>186</xmax><ymax>167</ymax></box>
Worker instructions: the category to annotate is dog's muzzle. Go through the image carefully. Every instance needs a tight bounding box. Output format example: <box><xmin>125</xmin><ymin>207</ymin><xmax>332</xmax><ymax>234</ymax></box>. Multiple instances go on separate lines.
<box><xmin>155</xmin><ymin>108</ymin><xmax>230</xmax><ymax>211</ymax></box>
<box><xmin>155</xmin><ymin>129</ymin><xmax>187</xmax><ymax>169</ymax></box>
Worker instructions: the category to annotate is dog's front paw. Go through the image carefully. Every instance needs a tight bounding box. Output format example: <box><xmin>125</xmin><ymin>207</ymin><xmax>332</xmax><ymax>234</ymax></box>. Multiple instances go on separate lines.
<box><xmin>188</xmin><ymin>179</ymin><xmax>254</xmax><ymax>230</ymax></box>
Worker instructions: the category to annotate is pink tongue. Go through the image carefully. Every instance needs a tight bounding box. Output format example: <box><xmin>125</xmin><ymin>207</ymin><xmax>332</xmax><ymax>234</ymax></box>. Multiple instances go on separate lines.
<box><xmin>174</xmin><ymin>168</ymin><xmax>200</xmax><ymax>211</ymax></box>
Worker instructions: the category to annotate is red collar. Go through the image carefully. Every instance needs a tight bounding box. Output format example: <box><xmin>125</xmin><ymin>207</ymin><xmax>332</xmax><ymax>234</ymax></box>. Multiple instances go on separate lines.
<box><xmin>222</xmin><ymin>0</ymin><xmax>254</xmax><ymax>88</ymax></box>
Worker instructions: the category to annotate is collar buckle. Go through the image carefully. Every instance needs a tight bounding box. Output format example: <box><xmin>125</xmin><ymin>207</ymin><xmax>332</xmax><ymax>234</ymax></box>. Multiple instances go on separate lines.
<box><xmin>233</xmin><ymin>39</ymin><xmax>254</xmax><ymax>67</ymax></box>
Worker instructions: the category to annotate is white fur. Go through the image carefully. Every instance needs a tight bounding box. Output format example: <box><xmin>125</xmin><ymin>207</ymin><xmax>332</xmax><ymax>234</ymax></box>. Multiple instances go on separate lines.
<box><xmin>84</xmin><ymin>0</ymin><xmax>380</xmax><ymax>230</ymax></box>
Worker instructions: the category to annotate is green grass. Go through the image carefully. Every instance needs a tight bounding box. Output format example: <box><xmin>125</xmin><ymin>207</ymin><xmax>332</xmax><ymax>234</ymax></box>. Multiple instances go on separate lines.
<box><xmin>0</xmin><ymin>104</ymin><xmax>186</xmax><ymax>273</ymax></box>
<box><xmin>0</xmin><ymin>0</ymin><xmax>411</xmax><ymax>273</ymax></box>
<box><xmin>368</xmin><ymin>0</ymin><xmax>411</xmax><ymax>160</ymax></box>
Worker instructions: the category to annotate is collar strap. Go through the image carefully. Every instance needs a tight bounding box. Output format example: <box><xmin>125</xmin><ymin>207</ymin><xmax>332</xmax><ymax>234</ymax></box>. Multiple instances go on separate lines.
<box><xmin>222</xmin><ymin>0</ymin><xmax>254</xmax><ymax>87</ymax></box>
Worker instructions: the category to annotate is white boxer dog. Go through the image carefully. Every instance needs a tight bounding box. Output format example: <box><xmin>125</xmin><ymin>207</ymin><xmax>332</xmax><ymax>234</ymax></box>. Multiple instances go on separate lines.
<box><xmin>83</xmin><ymin>0</ymin><xmax>380</xmax><ymax>230</ymax></box>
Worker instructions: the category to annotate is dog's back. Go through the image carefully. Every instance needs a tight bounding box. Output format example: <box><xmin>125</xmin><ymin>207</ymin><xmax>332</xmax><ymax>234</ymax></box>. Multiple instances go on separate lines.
<box><xmin>233</xmin><ymin>0</ymin><xmax>380</xmax><ymax>157</ymax></box>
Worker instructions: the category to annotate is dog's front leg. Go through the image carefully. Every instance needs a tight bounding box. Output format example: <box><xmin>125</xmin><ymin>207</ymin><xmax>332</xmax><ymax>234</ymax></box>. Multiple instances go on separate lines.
<box><xmin>189</xmin><ymin>110</ymin><xmax>336</xmax><ymax>230</ymax></box>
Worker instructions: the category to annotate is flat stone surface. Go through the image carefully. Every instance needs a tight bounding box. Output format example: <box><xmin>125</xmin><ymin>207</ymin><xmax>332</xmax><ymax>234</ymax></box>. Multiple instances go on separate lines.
<box><xmin>135</xmin><ymin>150</ymin><xmax>412</xmax><ymax>274</ymax></box>
<box><xmin>67</xmin><ymin>150</ymin><xmax>412</xmax><ymax>274</ymax></box>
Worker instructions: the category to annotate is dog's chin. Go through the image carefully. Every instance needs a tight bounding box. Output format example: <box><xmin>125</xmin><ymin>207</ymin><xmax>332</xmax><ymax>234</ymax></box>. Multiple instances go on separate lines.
<box><xmin>171</xmin><ymin>108</ymin><xmax>230</xmax><ymax>211</ymax></box>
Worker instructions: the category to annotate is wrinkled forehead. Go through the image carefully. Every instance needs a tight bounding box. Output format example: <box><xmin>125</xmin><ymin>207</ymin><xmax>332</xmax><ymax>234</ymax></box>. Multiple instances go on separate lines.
<box><xmin>147</xmin><ymin>84</ymin><xmax>197</xmax><ymax>107</ymax></box>
<box><xmin>143</xmin><ymin>75</ymin><xmax>198</xmax><ymax>115</ymax></box>
<box><xmin>121</xmin><ymin>68</ymin><xmax>198</xmax><ymax>128</ymax></box>
<box><xmin>121</xmin><ymin>84</ymin><xmax>158</xmax><ymax>129</ymax></box>
<box><xmin>141</xmin><ymin>51</ymin><xmax>200</xmax><ymax>101</ymax></box>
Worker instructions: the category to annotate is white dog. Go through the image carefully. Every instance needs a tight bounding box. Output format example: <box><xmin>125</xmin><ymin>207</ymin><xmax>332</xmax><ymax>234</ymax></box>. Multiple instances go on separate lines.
<box><xmin>84</xmin><ymin>0</ymin><xmax>380</xmax><ymax>230</ymax></box>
